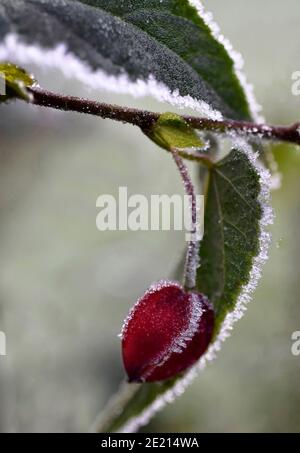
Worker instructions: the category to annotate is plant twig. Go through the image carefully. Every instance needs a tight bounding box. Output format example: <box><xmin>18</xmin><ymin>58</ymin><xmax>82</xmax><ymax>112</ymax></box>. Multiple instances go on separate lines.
<box><xmin>30</xmin><ymin>87</ymin><xmax>158</xmax><ymax>130</ymax></box>
<box><xmin>170</xmin><ymin>148</ymin><xmax>199</xmax><ymax>291</ymax></box>
<box><xmin>29</xmin><ymin>87</ymin><xmax>300</xmax><ymax>147</ymax></box>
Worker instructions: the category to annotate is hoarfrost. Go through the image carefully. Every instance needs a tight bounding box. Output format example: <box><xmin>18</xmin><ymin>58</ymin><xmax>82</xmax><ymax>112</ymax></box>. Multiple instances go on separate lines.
<box><xmin>120</xmin><ymin>279</ymin><xmax>182</xmax><ymax>341</ymax></box>
<box><xmin>188</xmin><ymin>0</ymin><xmax>264</xmax><ymax>124</ymax></box>
<box><xmin>0</xmin><ymin>34</ymin><xmax>222</xmax><ymax>120</ymax></box>
<box><xmin>170</xmin><ymin>148</ymin><xmax>200</xmax><ymax>290</ymax></box>
<box><xmin>167</xmin><ymin>291</ymin><xmax>204</xmax><ymax>356</ymax></box>
<box><xmin>121</xmin><ymin>280</ymin><xmax>203</xmax><ymax>354</ymax></box>
<box><xmin>188</xmin><ymin>1</ymin><xmax>281</xmax><ymax>189</ymax></box>
<box><xmin>184</xmin><ymin>240</ymin><xmax>200</xmax><ymax>290</ymax></box>
<box><xmin>121</xmin><ymin>280</ymin><xmax>205</xmax><ymax>381</ymax></box>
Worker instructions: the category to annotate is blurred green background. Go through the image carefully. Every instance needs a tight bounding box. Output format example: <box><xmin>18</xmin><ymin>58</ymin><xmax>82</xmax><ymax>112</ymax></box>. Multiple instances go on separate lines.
<box><xmin>0</xmin><ymin>0</ymin><xmax>300</xmax><ymax>432</ymax></box>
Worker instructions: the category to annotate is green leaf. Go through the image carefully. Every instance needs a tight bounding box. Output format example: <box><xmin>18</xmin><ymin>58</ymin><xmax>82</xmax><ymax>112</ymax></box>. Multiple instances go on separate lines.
<box><xmin>196</xmin><ymin>149</ymin><xmax>262</xmax><ymax>330</ymax></box>
<box><xmin>0</xmin><ymin>0</ymin><xmax>253</xmax><ymax>120</ymax></box>
<box><xmin>95</xmin><ymin>381</ymin><xmax>176</xmax><ymax>433</ymax></box>
<box><xmin>148</xmin><ymin>112</ymin><xmax>205</xmax><ymax>151</ymax></box>
<box><xmin>0</xmin><ymin>62</ymin><xmax>35</xmax><ymax>102</ymax></box>
<box><xmin>79</xmin><ymin>0</ymin><xmax>252</xmax><ymax>120</ymax></box>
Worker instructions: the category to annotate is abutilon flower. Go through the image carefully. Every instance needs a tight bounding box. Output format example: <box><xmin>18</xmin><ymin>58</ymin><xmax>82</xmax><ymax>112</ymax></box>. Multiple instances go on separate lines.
<box><xmin>121</xmin><ymin>280</ymin><xmax>214</xmax><ymax>383</ymax></box>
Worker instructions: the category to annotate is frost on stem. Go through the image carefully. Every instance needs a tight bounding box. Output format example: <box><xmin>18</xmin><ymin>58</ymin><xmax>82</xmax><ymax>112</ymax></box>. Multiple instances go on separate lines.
<box><xmin>170</xmin><ymin>148</ymin><xmax>200</xmax><ymax>291</ymax></box>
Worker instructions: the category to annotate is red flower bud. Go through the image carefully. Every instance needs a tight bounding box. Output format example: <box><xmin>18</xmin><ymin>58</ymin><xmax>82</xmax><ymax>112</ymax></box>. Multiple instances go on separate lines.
<box><xmin>121</xmin><ymin>280</ymin><xmax>214</xmax><ymax>383</ymax></box>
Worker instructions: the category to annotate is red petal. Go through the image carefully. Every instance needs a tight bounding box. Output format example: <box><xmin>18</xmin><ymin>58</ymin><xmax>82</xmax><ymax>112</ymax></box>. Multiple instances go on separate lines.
<box><xmin>121</xmin><ymin>280</ymin><xmax>214</xmax><ymax>383</ymax></box>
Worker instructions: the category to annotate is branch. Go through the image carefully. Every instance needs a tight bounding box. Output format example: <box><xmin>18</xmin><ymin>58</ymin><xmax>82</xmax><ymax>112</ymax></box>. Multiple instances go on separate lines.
<box><xmin>29</xmin><ymin>87</ymin><xmax>300</xmax><ymax>147</ymax></box>
<box><xmin>170</xmin><ymin>147</ymin><xmax>199</xmax><ymax>291</ymax></box>
<box><xmin>29</xmin><ymin>87</ymin><xmax>158</xmax><ymax>130</ymax></box>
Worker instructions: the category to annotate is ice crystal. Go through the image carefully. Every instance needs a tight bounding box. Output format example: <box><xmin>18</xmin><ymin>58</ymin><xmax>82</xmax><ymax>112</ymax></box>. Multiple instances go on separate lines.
<box><xmin>188</xmin><ymin>0</ymin><xmax>264</xmax><ymax>124</ymax></box>
<box><xmin>0</xmin><ymin>34</ymin><xmax>222</xmax><ymax>120</ymax></box>
<box><xmin>120</xmin><ymin>279</ymin><xmax>182</xmax><ymax>340</ymax></box>
<box><xmin>121</xmin><ymin>280</ymin><xmax>213</xmax><ymax>383</ymax></box>
<box><xmin>188</xmin><ymin>1</ymin><xmax>281</xmax><ymax>190</ymax></box>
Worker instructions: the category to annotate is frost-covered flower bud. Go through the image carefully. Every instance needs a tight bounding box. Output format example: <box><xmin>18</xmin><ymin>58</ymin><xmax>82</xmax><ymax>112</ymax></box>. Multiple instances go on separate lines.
<box><xmin>121</xmin><ymin>280</ymin><xmax>214</xmax><ymax>383</ymax></box>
